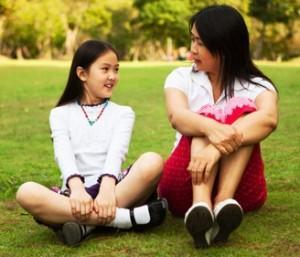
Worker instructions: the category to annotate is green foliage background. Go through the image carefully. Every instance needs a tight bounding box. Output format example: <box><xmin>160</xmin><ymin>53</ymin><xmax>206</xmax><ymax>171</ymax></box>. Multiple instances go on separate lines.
<box><xmin>0</xmin><ymin>0</ymin><xmax>299</xmax><ymax>60</ymax></box>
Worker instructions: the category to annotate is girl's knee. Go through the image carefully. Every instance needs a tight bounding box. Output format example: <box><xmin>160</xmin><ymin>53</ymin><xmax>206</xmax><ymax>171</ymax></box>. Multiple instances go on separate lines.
<box><xmin>140</xmin><ymin>152</ymin><xmax>164</xmax><ymax>172</ymax></box>
<box><xmin>137</xmin><ymin>152</ymin><xmax>164</xmax><ymax>180</ymax></box>
<box><xmin>16</xmin><ymin>181</ymin><xmax>42</xmax><ymax>208</ymax></box>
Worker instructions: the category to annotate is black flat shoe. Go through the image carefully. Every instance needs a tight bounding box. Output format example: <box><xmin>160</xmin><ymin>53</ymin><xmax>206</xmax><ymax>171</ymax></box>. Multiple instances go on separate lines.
<box><xmin>61</xmin><ymin>221</ymin><xmax>96</xmax><ymax>246</ymax></box>
<box><xmin>131</xmin><ymin>198</ymin><xmax>168</xmax><ymax>231</ymax></box>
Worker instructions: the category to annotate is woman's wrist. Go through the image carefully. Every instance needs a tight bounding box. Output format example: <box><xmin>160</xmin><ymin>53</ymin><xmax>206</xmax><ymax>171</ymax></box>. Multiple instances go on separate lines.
<box><xmin>202</xmin><ymin>118</ymin><xmax>218</xmax><ymax>137</ymax></box>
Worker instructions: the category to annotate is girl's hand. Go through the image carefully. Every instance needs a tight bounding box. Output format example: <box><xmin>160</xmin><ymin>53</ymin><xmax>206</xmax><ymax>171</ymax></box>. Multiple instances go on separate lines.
<box><xmin>93</xmin><ymin>176</ymin><xmax>116</xmax><ymax>225</ymax></box>
<box><xmin>206</xmin><ymin>122</ymin><xmax>243</xmax><ymax>155</ymax></box>
<box><xmin>68</xmin><ymin>177</ymin><xmax>93</xmax><ymax>221</ymax></box>
<box><xmin>188</xmin><ymin>144</ymin><xmax>221</xmax><ymax>185</ymax></box>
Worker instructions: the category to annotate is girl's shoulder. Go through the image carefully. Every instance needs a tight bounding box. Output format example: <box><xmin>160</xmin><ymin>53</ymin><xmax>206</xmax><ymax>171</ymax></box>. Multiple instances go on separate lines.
<box><xmin>107</xmin><ymin>101</ymin><xmax>135</xmax><ymax>116</ymax></box>
<box><xmin>50</xmin><ymin>101</ymin><xmax>77</xmax><ymax>118</ymax></box>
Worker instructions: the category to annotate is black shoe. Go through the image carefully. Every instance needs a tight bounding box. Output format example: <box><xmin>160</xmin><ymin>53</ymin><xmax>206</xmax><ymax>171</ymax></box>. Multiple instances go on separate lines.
<box><xmin>184</xmin><ymin>203</ymin><xmax>214</xmax><ymax>248</ymax></box>
<box><xmin>131</xmin><ymin>198</ymin><xmax>168</xmax><ymax>231</ymax></box>
<box><xmin>61</xmin><ymin>222</ymin><xmax>90</xmax><ymax>246</ymax></box>
<box><xmin>212</xmin><ymin>199</ymin><xmax>243</xmax><ymax>244</ymax></box>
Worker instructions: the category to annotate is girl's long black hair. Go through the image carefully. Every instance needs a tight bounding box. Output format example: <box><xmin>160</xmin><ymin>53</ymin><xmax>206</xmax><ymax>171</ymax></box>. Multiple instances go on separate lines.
<box><xmin>190</xmin><ymin>5</ymin><xmax>277</xmax><ymax>98</ymax></box>
<box><xmin>56</xmin><ymin>40</ymin><xmax>119</xmax><ymax>107</ymax></box>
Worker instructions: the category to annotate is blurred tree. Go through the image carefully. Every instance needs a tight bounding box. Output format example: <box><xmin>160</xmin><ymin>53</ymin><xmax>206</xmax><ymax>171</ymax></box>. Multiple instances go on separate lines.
<box><xmin>133</xmin><ymin>0</ymin><xmax>190</xmax><ymax>60</ymax></box>
<box><xmin>61</xmin><ymin>0</ymin><xmax>112</xmax><ymax>58</ymax></box>
<box><xmin>249</xmin><ymin>0</ymin><xmax>300</xmax><ymax>60</ymax></box>
<box><xmin>1</xmin><ymin>0</ymin><xmax>65</xmax><ymax>59</ymax></box>
<box><xmin>106</xmin><ymin>0</ymin><xmax>137</xmax><ymax>60</ymax></box>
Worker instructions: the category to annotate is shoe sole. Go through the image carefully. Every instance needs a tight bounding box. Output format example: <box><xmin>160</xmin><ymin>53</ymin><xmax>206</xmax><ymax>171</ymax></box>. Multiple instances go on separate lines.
<box><xmin>185</xmin><ymin>206</ymin><xmax>214</xmax><ymax>248</ymax></box>
<box><xmin>213</xmin><ymin>204</ymin><xmax>243</xmax><ymax>244</ymax></box>
<box><xmin>62</xmin><ymin>222</ymin><xmax>83</xmax><ymax>246</ymax></box>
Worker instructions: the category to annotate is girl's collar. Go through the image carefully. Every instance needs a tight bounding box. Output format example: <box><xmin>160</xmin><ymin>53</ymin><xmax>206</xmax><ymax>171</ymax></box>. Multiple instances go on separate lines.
<box><xmin>77</xmin><ymin>99</ymin><xmax>108</xmax><ymax>107</ymax></box>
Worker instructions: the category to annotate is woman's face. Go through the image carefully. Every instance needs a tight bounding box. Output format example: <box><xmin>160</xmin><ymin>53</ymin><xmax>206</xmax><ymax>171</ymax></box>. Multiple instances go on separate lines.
<box><xmin>190</xmin><ymin>24</ymin><xmax>220</xmax><ymax>74</ymax></box>
<box><xmin>78</xmin><ymin>50</ymin><xmax>119</xmax><ymax>104</ymax></box>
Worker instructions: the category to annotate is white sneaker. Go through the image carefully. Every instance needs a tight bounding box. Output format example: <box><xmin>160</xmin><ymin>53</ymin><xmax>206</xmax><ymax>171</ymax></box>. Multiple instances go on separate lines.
<box><xmin>211</xmin><ymin>199</ymin><xmax>243</xmax><ymax>244</ymax></box>
<box><xmin>184</xmin><ymin>202</ymin><xmax>214</xmax><ymax>248</ymax></box>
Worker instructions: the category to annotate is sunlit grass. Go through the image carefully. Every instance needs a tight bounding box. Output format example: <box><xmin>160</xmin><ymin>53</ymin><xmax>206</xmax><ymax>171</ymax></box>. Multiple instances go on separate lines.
<box><xmin>0</xmin><ymin>62</ymin><xmax>299</xmax><ymax>257</ymax></box>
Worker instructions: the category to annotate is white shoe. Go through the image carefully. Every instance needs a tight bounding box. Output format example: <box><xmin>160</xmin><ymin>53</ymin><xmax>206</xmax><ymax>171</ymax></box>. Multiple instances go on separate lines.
<box><xmin>211</xmin><ymin>199</ymin><xmax>243</xmax><ymax>244</ymax></box>
<box><xmin>184</xmin><ymin>202</ymin><xmax>214</xmax><ymax>248</ymax></box>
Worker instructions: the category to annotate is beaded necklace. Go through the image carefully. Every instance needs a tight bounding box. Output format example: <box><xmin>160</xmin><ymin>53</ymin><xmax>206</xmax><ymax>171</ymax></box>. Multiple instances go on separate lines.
<box><xmin>79</xmin><ymin>100</ymin><xmax>109</xmax><ymax>126</ymax></box>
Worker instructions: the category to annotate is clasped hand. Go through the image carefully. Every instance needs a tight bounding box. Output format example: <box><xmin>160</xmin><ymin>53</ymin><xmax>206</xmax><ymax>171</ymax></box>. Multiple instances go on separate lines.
<box><xmin>187</xmin><ymin>139</ymin><xmax>221</xmax><ymax>185</ymax></box>
<box><xmin>69</xmin><ymin>188</ymin><xmax>116</xmax><ymax>224</ymax></box>
<box><xmin>207</xmin><ymin>122</ymin><xmax>243</xmax><ymax>155</ymax></box>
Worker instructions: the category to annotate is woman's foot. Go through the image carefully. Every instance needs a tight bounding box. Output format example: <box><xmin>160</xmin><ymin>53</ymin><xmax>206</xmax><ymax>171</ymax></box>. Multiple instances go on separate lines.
<box><xmin>212</xmin><ymin>199</ymin><xmax>243</xmax><ymax>244</ymax></box>
<box><xmin>184</xmin><ymin>202</ymin><xmax>214</xmax><ymax>248</ymax></box>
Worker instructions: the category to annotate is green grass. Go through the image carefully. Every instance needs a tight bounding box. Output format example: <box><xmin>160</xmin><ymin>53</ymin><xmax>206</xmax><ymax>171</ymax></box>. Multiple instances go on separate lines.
<box><xmin>0</xmin><ymin>61</ymin><xmax>299</xmax><ymax>257</ymax></box>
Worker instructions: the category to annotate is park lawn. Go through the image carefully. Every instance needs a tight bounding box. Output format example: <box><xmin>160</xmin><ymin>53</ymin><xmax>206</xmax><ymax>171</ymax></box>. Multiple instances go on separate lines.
<box><xmin>0</xmin><ymin>62</ymin><xmax>299</xmax><ymax>257</ymax></box>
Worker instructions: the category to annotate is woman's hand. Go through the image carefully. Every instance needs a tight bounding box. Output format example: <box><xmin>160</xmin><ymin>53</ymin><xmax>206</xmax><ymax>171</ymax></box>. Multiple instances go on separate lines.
<box><xmin>188</xmin><ymin>141</ymin><xmax>221</xmax><ymax>185</ymax></box>
<box><xmin>68</xmin><ymin>177</ymin><xmax>93</xmax><ymax>221</ymax></box>
<box><xmin>93</xmin><ymin>176</ymin><xmax>116</xmax><ymax>225</ymax></box>
<box><xmin>206</xmin><ymin>122</ymin><xmax>243</xmax><ymax>155</ymax></box>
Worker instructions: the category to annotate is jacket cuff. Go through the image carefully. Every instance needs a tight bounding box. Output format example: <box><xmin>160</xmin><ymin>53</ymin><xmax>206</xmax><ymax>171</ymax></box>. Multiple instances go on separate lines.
<box><xmin>66</xmin><ymin>174</ymin><xmax>85</xmax><ymax>189</ymax></box>
<box><xmin>97</xmin><ymin>174</ymin><xmax>118</xmax><ymax>185</ymax></box>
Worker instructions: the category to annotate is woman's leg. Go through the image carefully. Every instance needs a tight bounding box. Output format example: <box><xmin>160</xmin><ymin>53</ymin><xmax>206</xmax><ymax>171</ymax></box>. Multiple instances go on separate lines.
<box><xmin>184</xmin><ymin>137</ymin><xmax>219</xmax><ymax>248</ymax></box>
<box><xmin>210</xmin><ymin>145</ymin><xmax>253</xmax><ymax>244</ymax></box>
<box><xmin>158</xmin><ymin>136</ymin><xmax>193</xmax><ymax>216</ymax></box>
<box><xmin>191</xmin><ymin>137</ymin><xmax>219</xmax><ymax>209</ymax></box>
<box><xmin>214</xmin><ymin>145</ymin><xmax>254</xmax><ymax>205</ymax></box>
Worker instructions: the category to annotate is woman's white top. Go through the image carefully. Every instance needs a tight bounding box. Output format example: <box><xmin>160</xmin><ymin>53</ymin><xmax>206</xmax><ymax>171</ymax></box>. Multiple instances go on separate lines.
<box><xmin>49</xmin><ymin>100</ymin><xmax>135</xmax><ymax>190</ymax></box>
<box><xmin>164</xmin><ymin>66</ymin><xmax>276</xmax><ymax>148</ymax></box>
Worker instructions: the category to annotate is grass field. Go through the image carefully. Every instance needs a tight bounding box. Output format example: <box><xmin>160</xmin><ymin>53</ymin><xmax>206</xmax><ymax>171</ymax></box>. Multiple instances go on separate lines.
<box><xmin>0</xmin><ymin>61</ymin><xmax>299</xmax><ymax>257</ymax></box>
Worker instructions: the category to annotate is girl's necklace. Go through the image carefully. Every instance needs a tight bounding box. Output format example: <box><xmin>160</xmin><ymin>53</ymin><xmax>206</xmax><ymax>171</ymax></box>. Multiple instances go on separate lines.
<box><xmin>79</xmin><ymin>100</ymin><xmax>109</xmax><ymax>126</ymax></box>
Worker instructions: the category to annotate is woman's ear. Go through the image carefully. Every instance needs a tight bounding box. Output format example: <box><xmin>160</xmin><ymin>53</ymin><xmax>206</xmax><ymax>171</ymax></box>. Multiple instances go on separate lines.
<box><xmin>76</xmin><ymin>66</ymin><xmax>87</xmax><ymax>82</ymax></box>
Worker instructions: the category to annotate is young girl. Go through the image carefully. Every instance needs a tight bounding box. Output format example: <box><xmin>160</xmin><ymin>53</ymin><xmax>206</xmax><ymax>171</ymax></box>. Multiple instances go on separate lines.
<box><xmin>16</xmin><ymin>40</ymin><xmax>167</xmax><ymax>246</ymax></box>
<box><xmin>158</xmin><ymin>5</ymin><xmax>278</xmax><ymax>248</ymax></box>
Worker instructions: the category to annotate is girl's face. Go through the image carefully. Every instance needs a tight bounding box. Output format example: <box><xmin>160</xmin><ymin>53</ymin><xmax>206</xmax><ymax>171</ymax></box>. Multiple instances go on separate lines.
<box><xmin>77</xmin><ymin>50</ymin><xmax>119</xmax><ymax>104</ymax></box>
<box><xmin>190</xmin><ymin>24</ymin><xmax>220</xmax><ymax>74</ymax></box>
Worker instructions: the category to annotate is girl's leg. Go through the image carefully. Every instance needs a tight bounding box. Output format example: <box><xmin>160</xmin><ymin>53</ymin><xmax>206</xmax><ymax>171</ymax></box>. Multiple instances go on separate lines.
<box><xmin>115</xmin><ymin>152</ymin><xmax>164</xmax><ymax>207</ymax></box>
<box><xmin>16</xmin><ymin>182</ymin><xmax>97</xmax><ymax>225</ymax></box>
<box><xmin>16</xmin><ymin>152</ymin><xmax>164</xmax><ymax>226</ymax></box>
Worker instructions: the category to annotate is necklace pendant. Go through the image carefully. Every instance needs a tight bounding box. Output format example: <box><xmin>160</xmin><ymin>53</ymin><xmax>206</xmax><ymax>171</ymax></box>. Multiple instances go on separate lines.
<box><xmin>88</xmin><ymin>120</ymin><xmax>95</xmax><ymax>126</ymax></box>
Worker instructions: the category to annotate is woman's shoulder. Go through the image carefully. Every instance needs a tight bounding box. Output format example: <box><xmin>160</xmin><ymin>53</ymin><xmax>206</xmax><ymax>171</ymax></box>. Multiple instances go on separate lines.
<box><xmin>246</xmin><ymin>76</ymin><xmax>276</xmax><ymax>92</ymax></box>
<box><xmin>168</xmin><ymin>66</ymin><xmax>193</xmax><ymax>77</ymax></box>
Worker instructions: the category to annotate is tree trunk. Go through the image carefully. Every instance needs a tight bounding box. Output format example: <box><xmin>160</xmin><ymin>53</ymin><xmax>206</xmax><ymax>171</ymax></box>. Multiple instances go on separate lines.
<box><xmin>64</xmin><ymin>27</ymin><xmax>78</xmax><ymax>58</ymax></box>
<box><xmin>253</xmin><ymin>23</ymin><xmax>266</xmax><ymax>59</ymax></box>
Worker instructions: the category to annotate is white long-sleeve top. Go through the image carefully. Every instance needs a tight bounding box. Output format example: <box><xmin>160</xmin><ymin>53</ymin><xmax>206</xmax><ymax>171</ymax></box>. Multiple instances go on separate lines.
<box><xmin>49</xmin><ymin>100</ymin><xmax>135</xmax><ymax>190</ymax></box>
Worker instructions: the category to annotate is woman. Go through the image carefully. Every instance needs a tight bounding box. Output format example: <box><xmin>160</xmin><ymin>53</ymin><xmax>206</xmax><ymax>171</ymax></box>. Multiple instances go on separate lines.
<box><xmin>159</xmin><ymin>5</ymin><xmax>278</xmax><ymax>248</ymax></box>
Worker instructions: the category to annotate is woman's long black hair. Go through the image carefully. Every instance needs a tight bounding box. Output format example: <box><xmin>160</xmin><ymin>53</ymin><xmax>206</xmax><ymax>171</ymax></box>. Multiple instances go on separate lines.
<box><xmin>56</xmin><ymin>40</ymin><xmax>119</xmax><ymax>107</ymax></box>
<box><xmin>190</xmin><ymin>5</ymin><xmax>277</xmax><ymax>98</ymax></box>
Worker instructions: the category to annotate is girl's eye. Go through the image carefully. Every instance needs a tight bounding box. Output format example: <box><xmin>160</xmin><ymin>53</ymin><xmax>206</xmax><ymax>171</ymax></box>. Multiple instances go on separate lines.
<box><xmin>101</xmin><ymin>67</ymin><xmax>109</xmax><ymax>71</ymax></box>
